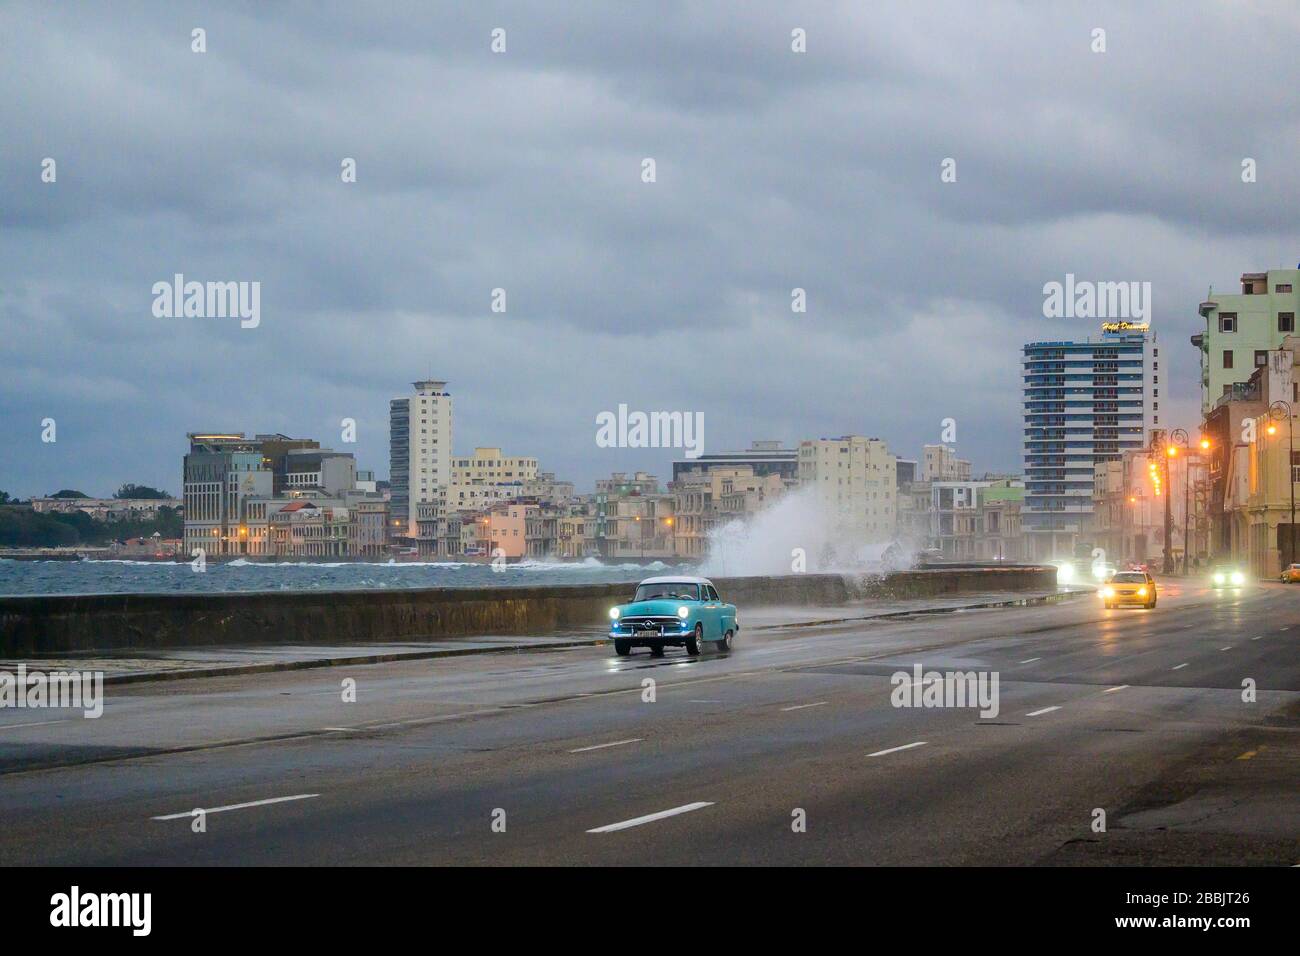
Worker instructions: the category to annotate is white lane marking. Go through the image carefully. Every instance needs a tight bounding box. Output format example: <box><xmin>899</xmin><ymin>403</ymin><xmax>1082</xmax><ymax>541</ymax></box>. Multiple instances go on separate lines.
<box><xmin>1172</xmin><ymin>663</ymin><xmax>1189</xmax><ymax>670</ymax></box>
<box><xmin>1103</xmin><ymin>685</ymin><xmax>1129</xmax><ymax>693</ymax></box>
<box><xmin>1019</xmin><ymin>657</ymin><xmax>1041</xmax><ymax>664</ymax></box>
<box><xmin>152</xmin><ymin>793</ymin><xmax>319</xmax><ymax>821</ymax></box>
<box><xmin>0</xmin><ymin>718</ymin><xmax>72</xmax><ymax>731</ymax></box>
<box><xmin>1220</xmin><ymin>646</ymin><xmax>1233</xmax><ymax>651</ymax></box>
<box><xmin>780</xmin><ymin>701</ymin><xmax>828</xmax><ymax>712</ymax></box>
<box><xmin>569</xmin><ymin>738</ymin><xmax>642</xmax><ymax>753</ymax></box>
<box><xmin>1025</xmin><ymin>706</ymin><xmax>1061</xmax><ymax>717</ymax></box>
<box><xmin>687</xmin><ymin>699</ymin><xmax>722</xmax><ymax>703</ymax></box>
<box><xmin>322</xmin><ymin>727</ymin><xmax>355</xmax><ymax>732</ymax></box>
<box><xmin>867</xmin><ymin>741</ymin><xmax>927</xmax><ymax>758</ymax></box>
<box><xmin>1251</xmin><ymin>635</ymin><xmax>1263</xmax><ymax>641</ymax></box>
<box><xmin>586</xmin><ymin>801</ymin><xmax>713</xmax><ymax>833</ymax></box>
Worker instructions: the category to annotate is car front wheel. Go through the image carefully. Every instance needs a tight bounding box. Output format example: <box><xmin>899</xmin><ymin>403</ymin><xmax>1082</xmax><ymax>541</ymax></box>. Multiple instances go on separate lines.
<box><xmin>614</xmin><ymin>639</ymin><xmax>631</xmax><ymax>656</ymax></box>
<box><xmin>685</xmin><ymin>623</ymin><xmax>703</xmax><ymax>656</ymax></box>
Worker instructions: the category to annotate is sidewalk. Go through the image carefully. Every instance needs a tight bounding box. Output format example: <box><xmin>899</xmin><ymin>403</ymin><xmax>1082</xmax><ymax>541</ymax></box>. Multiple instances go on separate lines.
<box><xmin>0</xmin><ymin>587</ymin><xmax>1086</xmax><ymax>685</ymax></box>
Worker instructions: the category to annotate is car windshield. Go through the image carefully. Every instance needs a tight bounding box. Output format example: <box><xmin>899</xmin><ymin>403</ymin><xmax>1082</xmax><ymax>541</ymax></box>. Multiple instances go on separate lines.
<box><xmin>633</xmin><ymin>582</ymin><xmax>700</xmax><ymax>602</ymax></box>
<box><xmin>1111</xmin><ymin>572</ymin><xmax>1146</xmax><ymax>584</ymax></box>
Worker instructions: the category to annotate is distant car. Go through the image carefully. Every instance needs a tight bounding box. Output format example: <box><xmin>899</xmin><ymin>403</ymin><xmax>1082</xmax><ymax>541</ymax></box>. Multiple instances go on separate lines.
<box><xmin>1090</xmin><ymin>562</ymin><xmax>1119</xmax><ymax>582</ymax></box>
<box><xmin>1101</xmin><ymin>570</ymin><xmax>1157</xmax><ymax>609</ymax></box>
<box><xmin>1210</xmin><ymin>566</ymin><xmax>1247</xmax><ymax>588</ymax></box>
<box><xmin>607</xmin><ymin>575</ymin><xmax>737</xmax><ymax>657</ymax></box>
<box><xmin>1281</xmin><ymin>564</ymin><xmax>1300</xmax><ymax>583</ymax></box>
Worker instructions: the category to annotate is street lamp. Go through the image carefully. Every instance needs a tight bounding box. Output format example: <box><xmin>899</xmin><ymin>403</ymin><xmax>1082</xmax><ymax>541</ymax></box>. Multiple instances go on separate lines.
<box><xmin>1269</xmin><ymin>398</ymin><xmax>1295</xmax><ymax>567</ymax></box>
<box><xmin>1155</xmin><ymin>428</ymin><xmax>1188</xmax><ymax>574</ymax></box>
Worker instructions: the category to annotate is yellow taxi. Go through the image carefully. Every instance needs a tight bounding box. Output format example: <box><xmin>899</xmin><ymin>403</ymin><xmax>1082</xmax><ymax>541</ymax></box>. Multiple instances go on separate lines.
<box><xmin>1281</xmin><ymin>564</ymin><xmax>1300</xmax><ymax>583</ymax></box>
<box><xmin>1101</xmin><ymin>570</ymin><xmax>1157</xmax><ymax>609</ymax></box>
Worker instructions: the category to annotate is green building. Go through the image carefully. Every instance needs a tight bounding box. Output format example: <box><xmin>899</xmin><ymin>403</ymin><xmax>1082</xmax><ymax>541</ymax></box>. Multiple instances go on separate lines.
<box><xmin>1193</xmin><ymin>267</ymin><xmax>1300</xmax><ymax>415</ymax></box>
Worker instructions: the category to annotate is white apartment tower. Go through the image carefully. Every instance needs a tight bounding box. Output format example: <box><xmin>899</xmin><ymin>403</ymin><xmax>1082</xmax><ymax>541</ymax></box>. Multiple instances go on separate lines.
<box><xmin>389</xmin><ymin>380</ymin><xmax>453</xmax><ymax>538</ymax></box>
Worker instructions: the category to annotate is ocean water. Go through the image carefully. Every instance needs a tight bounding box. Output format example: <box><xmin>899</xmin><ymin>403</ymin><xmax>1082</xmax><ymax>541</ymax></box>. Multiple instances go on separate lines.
<box><xmin>0</xmin><ymin>557</ymin><xmax>686</xmax><ymax>597</ymax></box>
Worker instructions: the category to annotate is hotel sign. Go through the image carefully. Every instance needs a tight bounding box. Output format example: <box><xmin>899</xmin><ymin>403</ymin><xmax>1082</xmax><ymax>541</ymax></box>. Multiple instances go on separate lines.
<box><xmin>1101</xmin><ymin>321</ymin><xmax>1149</xmax><ymax>333</ymax></box>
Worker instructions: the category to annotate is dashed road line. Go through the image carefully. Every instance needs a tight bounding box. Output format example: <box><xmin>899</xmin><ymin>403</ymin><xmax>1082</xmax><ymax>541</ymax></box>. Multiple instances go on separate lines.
<box><xmin>780</xmin><ymin>701</ymin><xmax>828</xmax><ymax>712</ymax></box>
<box><xmin>1018</xmin><ymin>658</ymin><xmax>1041</xmax><ymax>664</ymax></box>
<box><xmin>569</xmin><ymin>738</ymin><xmax>642</xmax><ymax>753</ymax></box>
<box><xmin>1103</xmin><ymin>685</ymin><xmax>1129</xmax><ymax>693</ymax></box>
<box><xmin>1025</xmin><ymin>706</ymin><xmax>1061</xmax><ymax>717</ymax></box>
<box><xmin>867</xmin><ymin>741</ymin><xmax>927</xmax><ymax>758</ymax></box>
<box><xmin>586</xmin><ymin>801</ymin><xmax>713</xmax><ymax>833</ymax></box>
<box><xmin>0</xmin><ymin>718</ymin><xmax>72</xmax><ymax>731</ymax></box>
<box><xmin>1172</xmin><ymin>663</ymin><xmax>1189</xmax><ymax>670</ymax></box>
<box><xmin>152</xmin><ymin>793</ymin><xmax>319</xmax><ymax>821</ymax></box>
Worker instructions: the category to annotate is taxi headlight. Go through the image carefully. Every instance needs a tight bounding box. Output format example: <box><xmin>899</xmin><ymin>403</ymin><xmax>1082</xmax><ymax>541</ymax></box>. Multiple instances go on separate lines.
<box><xmin>1101</xmin><ymin>587</ymin><xmax>1114</xmax><ymax>599</ymax></box>
<box><xmin>1137</xmin><ymin>587</ymin><xmax>1147</xmax><ymax>597</ymax></box>
<box><xmin>677</xmin><ymin>606</ymin><xmax>690</xmax><ymax>619</ymax></box>
<box><xmin>1213</xmin><ymin>573</ymin><xmax>1225</xmax><ymax>585</ymax></box>
<box><xmin>1231</xmin><ymin>571</ymin><xmax>1245</xmax><ymax>586</ymax></box>
<box><xmin>609</xmin><ymin>607</ymin><xmax>620</xmax><ymax>620</ymax></box>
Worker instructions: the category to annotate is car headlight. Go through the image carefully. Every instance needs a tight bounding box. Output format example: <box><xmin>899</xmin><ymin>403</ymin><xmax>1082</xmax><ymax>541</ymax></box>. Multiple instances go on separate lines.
<box><xmin>1137</xmin><ymin>587</ymin><xmax>1147</xmax><ymax>597</ymax></box>
<box><xmin>677</xmin><ymin>606</ymin><xmax>690</xmax><ymax>619</ymax></box>
<box><xmin>1101</xmin><ymin>587</ymin><xmax>1114</xmax><ymax>598</ymax></box>
<box><xmin>1231</xmin><ymin>571</ymin><xmax>1245</xmax><ymax>585</ymax></box>
<box><xmin>1213</xmin><ymin>573</ymin><xmax>1225</xmax><ymax>585</ymax></box>
<box><xmin>1056</xmin><ymin>564</ymin><xmax>1075</xmax><ymax>584</ymax></box>
<box><xmin>609</xmin><ymin>607</ymin><xmax>620</xmax><ymax>620</ymax></box>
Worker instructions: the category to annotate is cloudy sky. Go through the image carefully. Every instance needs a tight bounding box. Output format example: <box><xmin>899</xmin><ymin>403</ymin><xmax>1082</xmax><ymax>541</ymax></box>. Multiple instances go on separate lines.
<box><xmin>4</xmin><ymin>1</ymin><xmax>1300</xmax><ymax>498</ymax></box>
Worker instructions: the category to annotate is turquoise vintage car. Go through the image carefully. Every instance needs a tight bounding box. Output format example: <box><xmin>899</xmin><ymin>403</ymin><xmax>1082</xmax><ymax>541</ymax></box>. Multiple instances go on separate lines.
<box><xmin>608</xmin><ymin>575</ymin><xmax>738</xmax><ymax>657</ymax></box>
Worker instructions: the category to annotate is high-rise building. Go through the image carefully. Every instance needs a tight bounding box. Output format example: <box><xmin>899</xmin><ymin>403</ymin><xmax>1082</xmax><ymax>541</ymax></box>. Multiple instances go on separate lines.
<box><xmin>1022</xmin><ymin>326</ymin><xmax>1156</xmax><ymax>560</ymax></box>
<box><xmin>389</xmin><ymin>380</ymin><xmax>453</xmax><ymax>538</ymax></box>
<box><xmin>797</xmin><ymin>436</ymin><xmax>897</xmax><ymax>541</ymax></box>
<box><xmin>1192</xmin><ymin>267</ymin><xmax>1300</xmax><ymax>415</ymax></box>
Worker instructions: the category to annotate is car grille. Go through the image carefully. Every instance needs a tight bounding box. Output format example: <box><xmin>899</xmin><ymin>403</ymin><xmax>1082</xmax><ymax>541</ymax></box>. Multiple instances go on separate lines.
<box><xmin>616</xmin><ymin>616</ymin><xmax>680</xmax><ymax>633</ymax></box>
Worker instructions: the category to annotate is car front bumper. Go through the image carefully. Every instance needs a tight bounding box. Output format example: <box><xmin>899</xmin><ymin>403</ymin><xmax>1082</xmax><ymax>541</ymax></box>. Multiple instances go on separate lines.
<box><xmin>1106</xmin><ymin>591</ymin><xmax>1151</xmax><ymax>605</ymax></box>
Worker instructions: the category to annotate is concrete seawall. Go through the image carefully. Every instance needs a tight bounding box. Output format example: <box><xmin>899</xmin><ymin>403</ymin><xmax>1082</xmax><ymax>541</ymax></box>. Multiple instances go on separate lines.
<box><xmin>0</xmin><ymin>566</ymin><xmax>1057</xmax><ymax>655</ymax></box>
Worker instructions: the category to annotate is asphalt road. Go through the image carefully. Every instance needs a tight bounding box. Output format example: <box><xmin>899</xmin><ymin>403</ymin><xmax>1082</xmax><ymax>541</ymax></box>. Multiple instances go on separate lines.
<box><xmin>1</xmin><ymin>579</ymin><xmax>1297</xmax><ymax>866</ymax></box>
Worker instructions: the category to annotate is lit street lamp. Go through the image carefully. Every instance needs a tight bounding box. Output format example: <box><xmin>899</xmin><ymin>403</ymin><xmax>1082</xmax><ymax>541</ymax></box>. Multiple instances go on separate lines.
<box><xmin>1269</xmin><ymin>396</ymin><xmax>1295</xmax><ymax>567</ymax></box>
<box><xmin>1155</xmin><ymin>428</ymin><xmax>1188</xmax><ymax>574</ymax></box>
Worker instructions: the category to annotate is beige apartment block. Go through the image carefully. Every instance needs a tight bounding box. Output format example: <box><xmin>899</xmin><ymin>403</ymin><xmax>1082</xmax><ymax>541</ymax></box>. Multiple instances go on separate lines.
<box><xmin>798</xmin><ymin>436</ymin><xmax>897</xmax><ymax>541</ymax></box>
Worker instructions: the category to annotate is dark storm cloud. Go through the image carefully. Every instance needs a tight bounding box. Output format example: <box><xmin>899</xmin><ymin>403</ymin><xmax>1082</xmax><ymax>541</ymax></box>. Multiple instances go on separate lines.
<box><xmin>3</xmin><ymin>1</ymin><xmax>1300</xmax><ymax>496</ymax></box>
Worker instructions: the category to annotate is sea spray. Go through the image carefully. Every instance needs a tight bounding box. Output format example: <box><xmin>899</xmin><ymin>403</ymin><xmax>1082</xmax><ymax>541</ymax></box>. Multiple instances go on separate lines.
<box><xmin>699</xmin><ymin>486</ymin><xmax>913</xmax><ymax>577</ymax></box>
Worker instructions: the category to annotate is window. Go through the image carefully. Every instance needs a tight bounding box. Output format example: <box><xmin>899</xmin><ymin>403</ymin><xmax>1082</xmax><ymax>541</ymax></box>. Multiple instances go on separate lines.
<box><xmin>1277</xmin><ymin>284</ymin><xmax>1293</xmax><ymax>294</ymax></box>
<box><xmin>1281</xmin><ymin>312</ymin><xmax>1295</xmax><ymax>332</ymax></box>
<box><xmin>1222</xmin><ymin>350</ymin><xmax>1234</xmax><ymax>369</ymax></box>
<box><xmin>1219</xmin><ymin>313</ymin><xmax>1237</xmax><ymax>333</ymax></box>
<box><xmin>1255</xmin><ymin>350</ymin><xmax>1269</xmax><ymax>367</ymax></box>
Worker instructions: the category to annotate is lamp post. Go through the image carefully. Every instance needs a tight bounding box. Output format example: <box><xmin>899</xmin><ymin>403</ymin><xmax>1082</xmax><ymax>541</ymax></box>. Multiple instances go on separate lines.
<box><xmin>1269</xmin><ymin>398</ymin><xmax>1295</xmax><ymax>567</ymax></box>
<box><xmin>1158</xmin><ymin>428</ymin><xmax>1188</xmax><ymax>575</ymax></box>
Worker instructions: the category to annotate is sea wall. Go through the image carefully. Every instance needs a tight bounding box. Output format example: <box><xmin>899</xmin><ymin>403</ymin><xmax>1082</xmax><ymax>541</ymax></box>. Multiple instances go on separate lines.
<box><xmin>0</xmin><ymin>565</ymin><xmax>1057</xmax><ymax>655</ymax></box>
